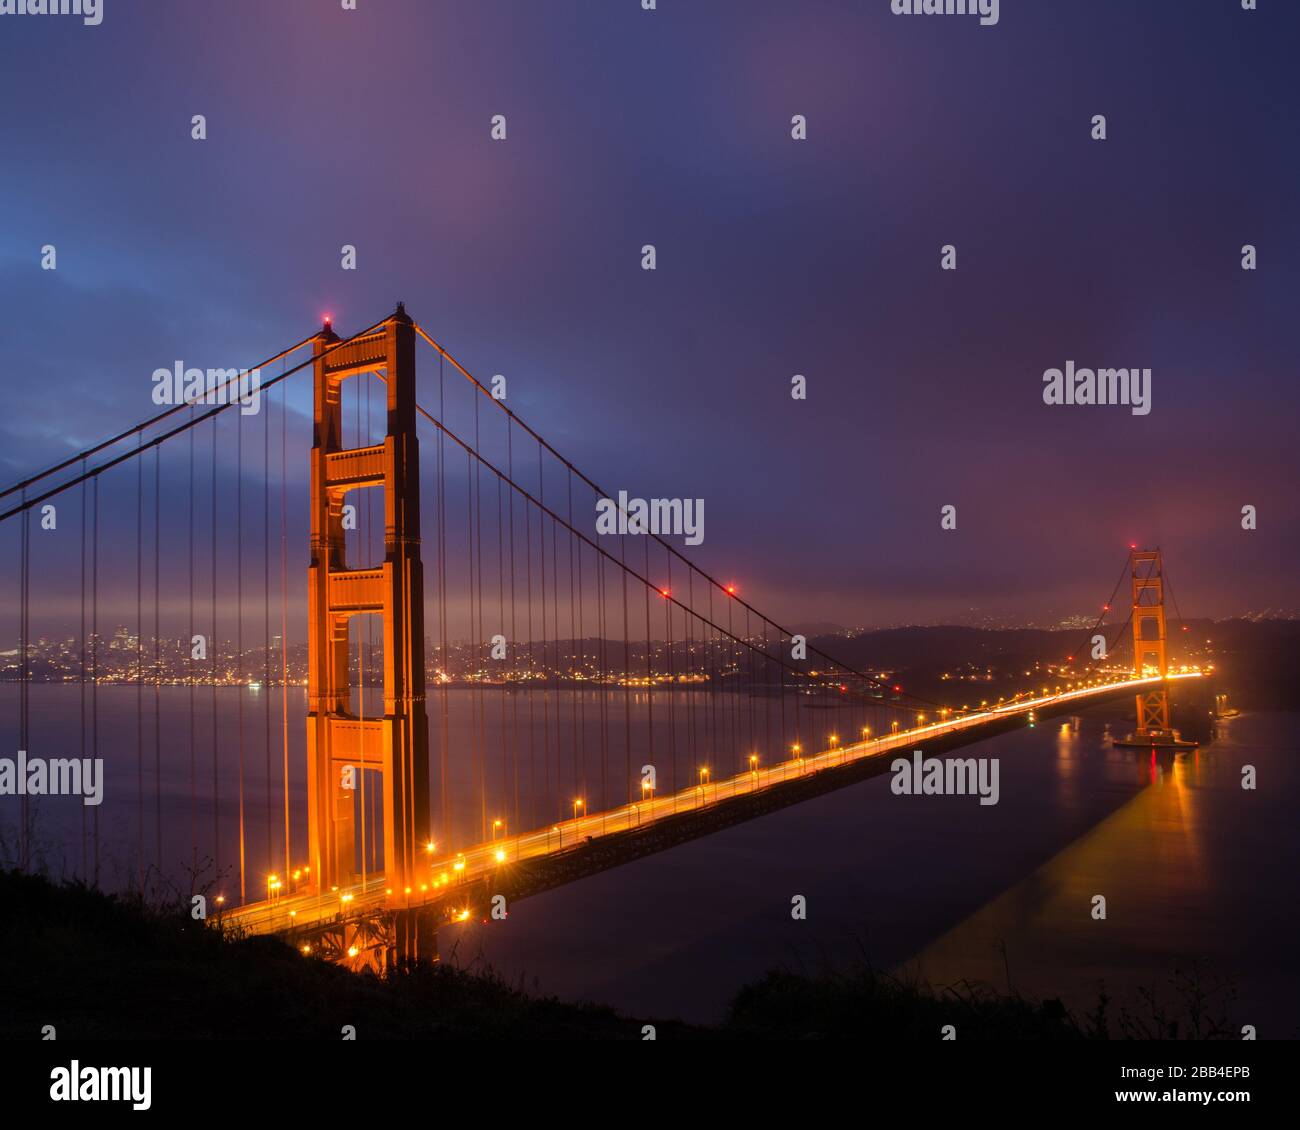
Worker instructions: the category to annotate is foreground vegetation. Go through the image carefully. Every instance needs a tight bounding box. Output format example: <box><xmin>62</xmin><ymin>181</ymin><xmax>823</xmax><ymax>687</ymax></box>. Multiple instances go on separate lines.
<box><xmin>0</xmin><ymin>870</ymin><xmax>1236</xmax><ymax>1040</ymax></box>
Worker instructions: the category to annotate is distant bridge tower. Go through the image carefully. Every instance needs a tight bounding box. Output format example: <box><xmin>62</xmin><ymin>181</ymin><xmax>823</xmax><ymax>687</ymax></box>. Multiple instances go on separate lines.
<box><xmin>306</xmin><ymin>305</ymin><xmax>430</xmax><ymax>896</ymax></box>
<box><xmin>1129</xmin><ymin>548</ymin><xmax>1171</xmax><ymax>733</ymax></box>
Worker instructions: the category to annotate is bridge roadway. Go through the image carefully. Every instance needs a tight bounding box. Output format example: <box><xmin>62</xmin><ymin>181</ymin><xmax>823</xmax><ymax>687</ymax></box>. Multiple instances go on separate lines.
<box><xmin>223</xmin><ymin>671</ymin><xmax>1205</xmax><ymax>938</ymax></box>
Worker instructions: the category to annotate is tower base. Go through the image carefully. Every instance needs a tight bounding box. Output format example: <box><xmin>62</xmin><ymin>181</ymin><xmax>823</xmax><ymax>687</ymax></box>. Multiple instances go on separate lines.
<box><xmin>1112</xmin><ymin>727</ymin><xmax>1198</xmax><ymax>749</ymax></box>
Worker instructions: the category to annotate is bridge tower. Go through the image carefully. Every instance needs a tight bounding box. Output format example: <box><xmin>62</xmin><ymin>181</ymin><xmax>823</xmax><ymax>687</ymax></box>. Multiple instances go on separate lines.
<box><xmin>1129</xmin><ymin>548</ymin><xmax>1171</xmax><ymax>733</ymax></box>
<box><xmin>306</xmin><ymin>305</ymin><xmax>430</xmax><ymax>897</ymax></box>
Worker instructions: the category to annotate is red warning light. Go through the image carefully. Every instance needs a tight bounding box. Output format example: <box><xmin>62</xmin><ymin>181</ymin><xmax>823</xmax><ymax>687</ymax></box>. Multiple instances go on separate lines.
<box><xmin>725</xmin><ymin>584</ymin><xmax>736</xmax><ymax>596</ymax></box>
<box><xmin>659</xmin><ymin>588</ymin><xmax>670</xmax><ymax>599</ymax></box>
<box><xmin>893</xmin><ymin>685</ymin><xmax>902</xmax><ymax>693</ymax></box>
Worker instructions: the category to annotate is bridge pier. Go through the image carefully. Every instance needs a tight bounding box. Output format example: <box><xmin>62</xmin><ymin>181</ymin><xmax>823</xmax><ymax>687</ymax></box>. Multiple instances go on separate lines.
<box><xmin>392</xmin><ymin>906</ymin><xmax>439</xmax><ymax>966</ymax></box>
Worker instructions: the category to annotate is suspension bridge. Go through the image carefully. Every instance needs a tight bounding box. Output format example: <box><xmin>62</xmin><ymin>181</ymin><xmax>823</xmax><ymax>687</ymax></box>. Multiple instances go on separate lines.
<box><xmin>0</xmin><ymin>305</ymin><xmax>1206</xmax><ymax>969</ymax></box>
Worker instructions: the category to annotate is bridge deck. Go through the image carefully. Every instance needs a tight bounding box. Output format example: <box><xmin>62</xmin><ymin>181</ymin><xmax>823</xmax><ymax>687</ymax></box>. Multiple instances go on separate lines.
<box><xmin>223</xmin><ymin>672</ymin><xmax>1204</xmax><ymax>938</ymax></box>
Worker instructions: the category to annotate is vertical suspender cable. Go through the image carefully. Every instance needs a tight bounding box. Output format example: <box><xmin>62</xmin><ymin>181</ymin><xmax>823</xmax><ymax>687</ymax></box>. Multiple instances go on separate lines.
<box><xmin>188</xmin><ymin>424</ymin><xmax>196</xmax><ymax>881</ymax></box>
<box><xmin>237</xmin><ymin>413</ymin><xmax>246</xmax><ymax>902</ymax></box>
<box><xmin>79</xmin><ymin>461</ymin><xmax>87</xmax><ymax>880</ymax></box>
<box><xmin>279</xmin><ymin>377</ymin><xmax>290</xmax><ymax>875</ymax></box>
<box><xmin>136</xmin><ymin>438</ymin><xmax>144</xmax><ymax>891</ymax></box>
<box><xmin>19</xmin><ymin>492</ymin><xmax>29</xmax><ymax>872</ymax></box>
<box><xmin>91</xmin><ymin>474</ymin><xmax>99</xmax><ymax>887</ymax></box>
<box><xmin>263</xmin><ymin>374</ymin><xmax>272</xmax><ymax>876</ymax></box>
<box><xmin>211</xmin><ymin>415</ymin><xmax>219</xmax><ymax>881</ymax></box>
<box><xmin>154</xmin><ymin>447</ymin><xmax>161</xmax><ymax>890</ymax></box>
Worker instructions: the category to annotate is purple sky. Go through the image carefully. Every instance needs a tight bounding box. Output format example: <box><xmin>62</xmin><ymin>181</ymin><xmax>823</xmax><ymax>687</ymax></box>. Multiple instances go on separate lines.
<box><xmin>1</xmin><ymin>0</ymin><xmax>1297</xmax><ymax>629</ymax></box>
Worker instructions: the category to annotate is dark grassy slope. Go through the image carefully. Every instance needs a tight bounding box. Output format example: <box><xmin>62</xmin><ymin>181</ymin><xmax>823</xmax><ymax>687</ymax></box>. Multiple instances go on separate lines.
<box><xmin>0</xmin><ymin>870</ymin><xmax>689</xmax><ymax>1040</ymax></box>
<box><xmin>0</xmin><ymin>871</ymin><xmax>1232</xmax><ymax>1040</ymax></box>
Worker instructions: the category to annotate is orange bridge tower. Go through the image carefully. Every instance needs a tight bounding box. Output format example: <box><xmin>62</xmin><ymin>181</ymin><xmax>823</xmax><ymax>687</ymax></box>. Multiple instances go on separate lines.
<box><xmin>1129</xmin><ymin>547</ymin><xmax>1171</xmax><ymax>734</ymax></box>
<box><xmin>306</xmin><ymin>305</ymin><xmax>430</xmax><ymax>897</ymax></box>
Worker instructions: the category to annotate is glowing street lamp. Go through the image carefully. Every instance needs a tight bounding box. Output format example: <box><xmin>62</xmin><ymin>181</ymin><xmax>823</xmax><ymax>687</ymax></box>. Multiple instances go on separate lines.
<box><xmin>573</xmin><ymin>797</ymin><xmax>585</xmax><ymax>822</ymax></box>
